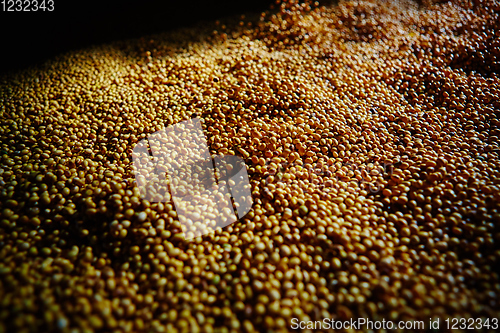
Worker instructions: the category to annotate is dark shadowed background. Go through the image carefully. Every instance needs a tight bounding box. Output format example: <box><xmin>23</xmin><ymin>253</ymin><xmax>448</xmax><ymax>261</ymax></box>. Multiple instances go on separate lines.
<box><xmin>0</xmin><ymin>0</ymin><xmax>276</xmax><ymax>75</ymax></box>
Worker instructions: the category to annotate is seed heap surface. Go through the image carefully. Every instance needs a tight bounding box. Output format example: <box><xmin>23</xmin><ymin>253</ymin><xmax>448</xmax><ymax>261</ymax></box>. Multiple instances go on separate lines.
<box><xmin>1</xmin><ymin>0</ymin><xmax>500</xmax><ymax>332</ymax></box>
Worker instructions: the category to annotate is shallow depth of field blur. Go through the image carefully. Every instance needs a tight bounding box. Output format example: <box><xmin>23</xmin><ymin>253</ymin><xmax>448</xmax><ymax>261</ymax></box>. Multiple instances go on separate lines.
<box><xmin>0</xmin><ymin>0</ymin><xmax>499</xmax><ymax>332</ymax></box>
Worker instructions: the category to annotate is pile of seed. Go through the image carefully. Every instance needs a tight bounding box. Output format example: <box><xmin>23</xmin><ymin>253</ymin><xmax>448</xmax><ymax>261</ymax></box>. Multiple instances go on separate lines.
<box><xmin>1</xmin><ymin>0</ymin><xmax>499</xmax><ymax>332</ymax></box>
